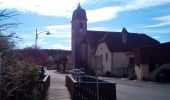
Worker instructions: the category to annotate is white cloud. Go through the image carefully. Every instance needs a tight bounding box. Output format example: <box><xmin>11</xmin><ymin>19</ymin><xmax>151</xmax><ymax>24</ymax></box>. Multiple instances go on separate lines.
<box><xmin>86</xmin><ymin>0</ymin><xmax>170</xmax><ymax>23</ymax></box>
<box><xmin>50</xmin><ymin>43</ymin><xmax>71</xmax><ymax>50</ymax></box>
<box><xmin>144</xmin><ymin>15</ymin><xmax>170</xmax><ymax>28</ymax></box>
<box><xmin>154</xmin><ymin>15</ymin><xmax>170</xmax><ymax>22</ymax></box>
<box><xmin>0</xmin><ymin>0</ymin><xmax>86</xmax><ymax>17</ymax></box>
<box><xmin>19</xmin><ymin>34</ymin><xmax>32</xmax><ymax>39</ymax></box>
<box><xmin>41</xmin><ymin>32</ymin><xmax>71</xmax><ymax>38</ymax></box>
<box><xmin>63</xmin><ymin>39</ymin><xmax>71</xmax><ymax>44</ymax></box>
<box><xmin>123</xmin><ymin>0</ymin><xmax>170</xmax><ymax>10</ymax></box>
<box><xmin>38</xmin><ymin>31</ymin><xmax>70</xmax><ymax>39</ymax></box>
<box><xmin>1</xmin><ymin>0</ymin><xmax>170</xmax><ymax>23</ymax></box>
<box><xmin>45</xmin><ymin>25</ymin><xmax>70</xmax><ymax>30</ymax></box>
<box><xmin>153</xmin><ymin>36</ymin><xmax>161</xmax><ymax>39</ymax></box>
<box><xmin>87</xmin><ymin>6</ymin><xmax>122</xmax><ymax>23</ymax></box>
<box><xmin>44</xmin><ymin>25</ymin><xmax>71</xmax><ymax>38</ymax></box>
<box><xmin>144</xmin><ymin>22</ymin><xmax>170</xmax><ymax>28</ymax></box>
<box><xmin>43</xmin><ymin>24</ymin><xmax>71</xmax><ymax>38</ymax></box>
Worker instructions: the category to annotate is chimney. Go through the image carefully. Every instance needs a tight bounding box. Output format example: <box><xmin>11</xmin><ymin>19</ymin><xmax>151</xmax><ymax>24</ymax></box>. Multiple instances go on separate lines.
<box><xmin>122</xmin><ymin>28</ymin><xmax>128</xmax><ymax>44</ymax></box>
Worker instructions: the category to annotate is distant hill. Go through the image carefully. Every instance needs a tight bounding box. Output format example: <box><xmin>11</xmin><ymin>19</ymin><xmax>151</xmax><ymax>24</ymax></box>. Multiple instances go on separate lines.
<box><xmin>43</xmin><ymin>49</ymin><xmax>71</xmax><ymax>56</ymax></box>
<box><xmin>14</xmin><ymin>49</ymin><xmax>71</xmax><ymax>56</ymax></box>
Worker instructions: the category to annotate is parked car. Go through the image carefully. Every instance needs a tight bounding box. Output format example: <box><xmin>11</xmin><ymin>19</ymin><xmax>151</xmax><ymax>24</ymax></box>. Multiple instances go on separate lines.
<box><xmin>71</xmin><ymin>69</ymin><xmax>85</xmax><ymax>76</ymax></box>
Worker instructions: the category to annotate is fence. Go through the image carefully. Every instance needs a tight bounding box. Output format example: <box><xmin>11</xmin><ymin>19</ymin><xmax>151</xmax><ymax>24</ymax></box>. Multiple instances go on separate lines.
<box><xmin>41</xmin><ymin>75</ymin><xmax>50</xmax><ymax>95</ymax></box>
<box><xmin>66</xmin><ymin>75</ymin><xmax>116</xmax><ymax>100</ymax></box>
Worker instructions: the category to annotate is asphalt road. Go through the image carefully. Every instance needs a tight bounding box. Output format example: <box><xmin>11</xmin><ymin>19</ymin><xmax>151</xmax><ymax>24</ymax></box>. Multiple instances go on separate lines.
<box><xmin>100</xmin><ymin>77</ymin><xmax>170</xmax><ymax>100</ymax></box>
<box><xmin>44</xmin><ymin>70</ymin><xmax>170</xmax><ymax>100</ymax></box>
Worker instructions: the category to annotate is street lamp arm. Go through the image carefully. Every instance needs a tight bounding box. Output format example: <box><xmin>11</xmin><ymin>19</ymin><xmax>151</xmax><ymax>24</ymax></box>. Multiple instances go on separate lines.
<box><xmin>37</xmin><ymin>31</ymin><xmax>50</xmax><ymax>34</ymax></box>
<box><xmin>36</xmin><ymin>29</ymin><xmax>50</xmax><ymax>35</ymax></box>
<box><xmin>35</xmin><ymin>29</ymin><xmax>51</xmax><ymax>48</ymax></box>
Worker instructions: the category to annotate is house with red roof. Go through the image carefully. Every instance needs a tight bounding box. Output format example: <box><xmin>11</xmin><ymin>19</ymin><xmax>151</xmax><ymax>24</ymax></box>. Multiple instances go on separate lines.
<box><xmin>71</xmin><ymin>4</ymin><xmax>159</xmax><ymax>77</ymax></box>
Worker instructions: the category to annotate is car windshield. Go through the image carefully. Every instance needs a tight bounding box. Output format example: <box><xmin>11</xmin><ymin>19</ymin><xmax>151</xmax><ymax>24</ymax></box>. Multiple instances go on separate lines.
<box><xmin>73</xmin><ymin>69</ymin><xmax>81</xmax><ymax>72</ymax></box>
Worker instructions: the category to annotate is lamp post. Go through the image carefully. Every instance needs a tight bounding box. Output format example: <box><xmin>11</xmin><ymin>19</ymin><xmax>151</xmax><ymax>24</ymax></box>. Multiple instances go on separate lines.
<box><xmin>35</xmin><ymin>29</ymin><xmax>50</xmax><ymax>64</ymax></box>
<box><xmin>35</xmin><ymin>29</ymin><xmax>50</xmax><ymax>49</ymax></box>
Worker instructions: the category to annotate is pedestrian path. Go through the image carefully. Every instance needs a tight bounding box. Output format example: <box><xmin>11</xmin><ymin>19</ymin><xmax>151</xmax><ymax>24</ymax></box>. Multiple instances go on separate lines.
<box><xmin>45</xmin><ymin>70</ymin><xmax>71</xmax><ymax>100</ymax></box>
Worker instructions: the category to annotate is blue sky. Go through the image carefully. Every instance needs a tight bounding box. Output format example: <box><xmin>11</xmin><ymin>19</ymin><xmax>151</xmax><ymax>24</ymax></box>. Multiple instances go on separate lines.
<box><xmin>1</xmin><ymin>0</ymin><xmax>170</xmax><ymax>50</ymax></box>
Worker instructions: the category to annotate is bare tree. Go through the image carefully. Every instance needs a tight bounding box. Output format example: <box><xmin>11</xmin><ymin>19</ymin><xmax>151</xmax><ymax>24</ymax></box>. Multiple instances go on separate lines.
<box><xmin>0</xmin><ymin>9</ymin><xmax>21</xmax><ymax>31</ymax></box>
<box><xmin>0</xmin><ymin>9</ymin><xmax>41</xmax><ymax>100</ymax></box>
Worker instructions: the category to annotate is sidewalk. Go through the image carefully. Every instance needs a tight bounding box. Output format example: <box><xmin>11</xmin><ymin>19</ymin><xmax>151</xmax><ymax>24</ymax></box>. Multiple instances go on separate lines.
<box><xmin>99</xmin><ymin>76</ymin><xmax>170</xmax><ymax>85</ymax></box>
<box><xmin>45</xmin><ymin>70</ymin><xmax>71</xmax><ymax>100</ymax></box>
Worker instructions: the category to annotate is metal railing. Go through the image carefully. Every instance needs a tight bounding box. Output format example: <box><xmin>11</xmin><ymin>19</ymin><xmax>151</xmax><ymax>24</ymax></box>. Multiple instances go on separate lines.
<box><xmin>66</xmin><ymin>75</ymin><xmax>116</xmax><ymax>100</ymax></box>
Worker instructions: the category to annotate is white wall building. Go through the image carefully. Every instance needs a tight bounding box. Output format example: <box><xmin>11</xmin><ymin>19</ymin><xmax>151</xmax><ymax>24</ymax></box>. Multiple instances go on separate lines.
<box><xmin>93</xmin><ymin>28</ymin><xmax>159</xmax><ymax>77</ymax></box>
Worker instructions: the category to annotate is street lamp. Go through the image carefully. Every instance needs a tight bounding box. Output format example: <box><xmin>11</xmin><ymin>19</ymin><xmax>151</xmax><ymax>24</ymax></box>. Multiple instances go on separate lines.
<box><xmin>35</xmin><ymin>29</ymin><xmax>50</xmax><ymax>49</ymax></box>
<box><xmin>35</xmin><ymin>29</ymin><xmax>51</xmax><ymax>64</ymax></box>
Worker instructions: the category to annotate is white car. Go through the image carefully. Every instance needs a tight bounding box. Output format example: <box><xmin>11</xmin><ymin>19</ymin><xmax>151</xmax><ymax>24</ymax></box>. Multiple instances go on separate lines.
<box><xmin>71</xmin><ymin>69</ymin><xmax>85</xmax><ymax>76</ymax></box>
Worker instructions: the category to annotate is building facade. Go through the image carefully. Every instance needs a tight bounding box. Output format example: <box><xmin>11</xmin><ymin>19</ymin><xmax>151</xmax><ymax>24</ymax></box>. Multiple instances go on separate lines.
<box><xmin>71</xmin><ymin>4</ymin><xmax>160</xmax><ymax>77</ymax></box>
<box><xmin>71</xmin><ymin>4</ymin><xmax>88</xmax><ymax>68</ymax></box>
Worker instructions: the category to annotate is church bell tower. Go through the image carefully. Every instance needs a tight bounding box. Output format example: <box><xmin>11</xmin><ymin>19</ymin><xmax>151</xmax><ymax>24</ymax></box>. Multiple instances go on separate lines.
<box><xmin>71</xmin><ymin>3</ymin><xmax>87</xmax><ymax>68</ymax></box>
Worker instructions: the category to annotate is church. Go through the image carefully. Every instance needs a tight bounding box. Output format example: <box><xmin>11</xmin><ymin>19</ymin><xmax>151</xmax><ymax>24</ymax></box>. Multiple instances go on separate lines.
<box><xmin>71</xmin><ymin>4</ymin><xmax>159</xmax><ymax>76</ymax></box>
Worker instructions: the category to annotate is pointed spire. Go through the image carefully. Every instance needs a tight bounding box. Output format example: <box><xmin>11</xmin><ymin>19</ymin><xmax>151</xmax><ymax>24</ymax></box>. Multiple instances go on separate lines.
<box><xmin>72</xmin><ymin>2</ymin><xmax>87</xmax><ymax>21</ymax></box>
<box><xmin>78</xmin><ymin>0</ymin><xmax>80</xmax><ymax>5</ymax></box>
<box><xmin>78</xmin><ymin>3</ymin><xmax>81</xmax><ymax>8</ymax></box>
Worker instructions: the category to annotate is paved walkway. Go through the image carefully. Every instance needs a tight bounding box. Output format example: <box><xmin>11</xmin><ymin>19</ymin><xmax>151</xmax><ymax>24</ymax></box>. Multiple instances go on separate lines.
<box><xmin>45</xmin><ymin>70</ymin><xmax>71</xmax><ymax>100</ymax></box>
